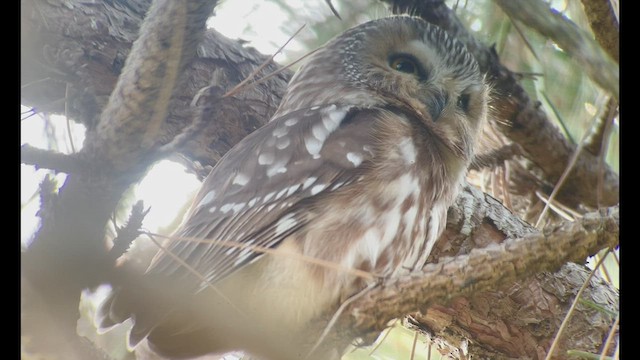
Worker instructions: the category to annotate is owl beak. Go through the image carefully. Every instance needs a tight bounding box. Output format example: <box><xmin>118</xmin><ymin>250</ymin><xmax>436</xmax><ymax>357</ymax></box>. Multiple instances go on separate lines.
<box><xmin>427</xmin><ymin>91</ymin><xmax>448</xmax><ymax>122</ymax></box>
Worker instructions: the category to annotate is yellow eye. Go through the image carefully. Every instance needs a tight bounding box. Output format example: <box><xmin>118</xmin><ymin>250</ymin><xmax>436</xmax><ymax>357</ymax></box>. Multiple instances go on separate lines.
<box><xmin>390</xmin><ymin>56</ymin><xmax>418</xmax><ymax>75</ymax></box>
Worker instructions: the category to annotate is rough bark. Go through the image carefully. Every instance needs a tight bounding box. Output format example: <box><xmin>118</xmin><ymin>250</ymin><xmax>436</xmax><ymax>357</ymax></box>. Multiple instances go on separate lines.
<box><xmin>21</xmin><ymin>0</ymin><xmax>619</xmax><ymax>359</ymax></box>
<box><xmin>580</xmin><ymin>0</ymin><xmax>619</xmax><ymax>63</ymax></box>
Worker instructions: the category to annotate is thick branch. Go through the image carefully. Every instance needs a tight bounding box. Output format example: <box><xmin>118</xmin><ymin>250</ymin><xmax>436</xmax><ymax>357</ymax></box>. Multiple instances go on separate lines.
<box><xmin>579</xmin><ymin>0</ymin><xmax>619</xmax><ymax>63</ymax></box>
<box><xmin>347</xmin><ymin>205</ymin><xmax>618</xmax><ymax>333</ymax></box>
<box><xmin>329</xmin><ymin>187</ymin><xmax>618</xmax><ymax>359</ymax></box>
<box><xmin>21</xmin><ymin>144</ymin><xmax>86</xmax><ymax>174</ymax></box>
<box><xmin>86</xmin><ymin>1</ymin><xmax>216</xmax><ymax>171</ymax></box>
<box><xmin>22</xmin><ymin>1</ymin><xmax>219</xmax><ymax>358</ymax></box>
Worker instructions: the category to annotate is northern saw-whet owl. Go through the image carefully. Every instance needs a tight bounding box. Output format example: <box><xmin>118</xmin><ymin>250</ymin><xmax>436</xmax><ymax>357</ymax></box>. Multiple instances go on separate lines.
<box><xmin>98</xmin><ymin>15</ymin><xmax>488</xmax><ymax>360</ymax></box>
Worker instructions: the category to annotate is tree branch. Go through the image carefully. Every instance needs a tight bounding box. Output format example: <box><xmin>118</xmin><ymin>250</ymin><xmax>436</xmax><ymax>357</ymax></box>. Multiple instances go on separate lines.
<box><xmin>330</xmin><ymin>187</ymin><xmax>618</xmax><ymax>359</ymax></box>
<box><xmin>22</xmin><ymin>0</ymin><xmax>220</xmax><ymax>358</ymax></box>
<box><xmin>86</xmin><ymin>1</ymin><xmax>217</xmax><ymax>171</ymax></box>
<box><xmin>21</xmin><ymin>144</ymin><xmax>86</xmax><ymax>174</ymax></box>
<box><xmin>579</xmin><ymin>0</ymin><xmax>619</xmax><ymax>62</ymax></box>
<box><xmin>347</xmin><ymin>205</ymin><xmax>618</xmax><ymax>333</ymax></box>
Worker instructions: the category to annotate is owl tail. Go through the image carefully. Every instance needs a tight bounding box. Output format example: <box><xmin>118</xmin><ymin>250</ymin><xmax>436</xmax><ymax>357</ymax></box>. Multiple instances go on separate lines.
<box><xmin>95</xmin><ymin>285</ymin><xmax>160</xmax><ymax>350</ymax></box>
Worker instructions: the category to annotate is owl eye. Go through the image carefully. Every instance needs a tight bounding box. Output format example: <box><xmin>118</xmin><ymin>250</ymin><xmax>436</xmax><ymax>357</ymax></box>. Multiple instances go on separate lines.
<box><xmin>388</xmin><ymin>54</ymin><xmax>427</xmax><ymax>80</ymax></box>
<box><xmin>457</xmin><ymin>93</ymin><xmax>471</xmax><ymax>112</ymax></box>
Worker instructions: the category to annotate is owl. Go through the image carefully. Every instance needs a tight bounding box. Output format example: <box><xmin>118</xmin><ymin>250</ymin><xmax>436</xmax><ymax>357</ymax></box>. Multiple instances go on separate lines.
<box><xmin>98</xmin><ymin>15</ymin><xmax>488</xmax><ymax>360</ymax></box>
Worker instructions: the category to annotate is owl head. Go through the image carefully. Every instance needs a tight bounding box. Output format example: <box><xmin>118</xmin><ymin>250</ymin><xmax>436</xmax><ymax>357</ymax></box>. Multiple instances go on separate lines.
<box><xmin>278</xmin><ymin>16</ymin><xmax>488</xmax><ymax>163</ymax></box>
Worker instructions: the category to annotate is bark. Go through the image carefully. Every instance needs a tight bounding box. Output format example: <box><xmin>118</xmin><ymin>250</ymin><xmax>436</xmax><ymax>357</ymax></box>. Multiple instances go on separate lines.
<box><xmin>21</xmin><ymin>0</ymin><xmax>619</xmax><ymax>359</ymax></box>
<box><xmin>580</xmin><ymin>0</ymin><xmax>619</xmax><ymax>63</ymax></box>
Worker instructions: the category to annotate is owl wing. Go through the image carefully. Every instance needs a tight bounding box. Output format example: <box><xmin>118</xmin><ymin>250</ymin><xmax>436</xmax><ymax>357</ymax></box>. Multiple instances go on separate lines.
<box><xmin>148</xmin><ymin>104</ymin><xmax>380</xmax><ymax>291</ymax></box>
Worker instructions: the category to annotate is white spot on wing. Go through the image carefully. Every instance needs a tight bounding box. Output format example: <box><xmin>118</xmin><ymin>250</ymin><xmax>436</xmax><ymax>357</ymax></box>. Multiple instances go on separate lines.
<box><xmin>266</xmin><ymin>158</ymin><xmax>288</xmax><ymax>177</ymax></box>
<box><xmin>279</xmin><ymin>202</ymin><xmax>291</xmax><ymax>209</ymax></box>
<box><xmin>220</xmin><ymin>203</ymin><xmax>234</xmax><ymax>213</ymax></box>
<box><xmin>275</xmin><ymin>213</ymin><xmax>297</xmax><ymax>235</ymax></box>
<box><xmin>284</xmin><ymin>118</ymin><xmax>298</xmax><ymax>126</ymax></box>
<box><xmin>232</xmin><ymin>203</ymin><xmax>246</xmax><ymax>213</ymax></box>
<box><xmin>198</xmin><ymin>191</ymin><xmax>216</xmax><ymax>207</ymax></box>
<box><xmin>321</xmin><ymin>104</ymin><xmax>348</xmax><ymax>130</ymax></box>
<box><xmin>346</xmin><ymin>152</ymin><xmax>363</xmax><ymax>167</ymax></box>
<box><xmin>234</xmin><ymin>247</ymin><xmax>253</xmax><ymax>267</ymax></box>
<box><xmin>258</xmin><ymin>153</ymin><xmax>274</xmax><ymax>165</ymax></box>
<box><xmin>208</xmin><ymin>206</ymin><xmax>217</xmax><ymax>213</ymax></box>
<box><xmin>232</xmin><ymin>173</ymin><xmax>249</xmax><ymax>186</ymax></box>
<box><xmin>286</xmin><ymin>184</ymin><xmax>300</xmax><ymax>196</ymax></box>
<box><xmin>330</xmin><ymin>181</ymin><xmax>345</xmax><ymax>191</ymax></box>
<box><xmin>275</xmin><ymin>188</ymin><xmax>288</xmax><ymax>200</ymax></box>
<box><xmin>248</xmin><ymin>197</ymin><xmax>260</xmax><ymax>207</ymax></box>
<box><xmin>267</xmin><ymin>165</ymin><xmax>287</xmax><ymax>177</ymax></box>
<box><xmin>276</xmin><ymin>137</ymin><xmax>290</xmax><ymax>149</ymax></box>
<box><xmin>312</xmin><ymin>124</ymin><xmax>328</xmax><ymax>142</ymax></box>
<box><xmin>263</xmin><ymin>191</ymin><xmax>276</xmax><ymax>203</ymax></box>
<box><xmin>304</xmin><ymin>135</ymin><xmax>323</xmax><ymax>156</ymax></box>
<box><xmin>310</xmin><ymin>184</ymin><xmax>326</xmax><ymax>195</ymax></box>
<box><xmin>302</xmin><ymin>177</ymin><xmax>317</xmax><ymax>190</ymax></box>
<box><xmin>272</xmin><ymin>127</ymin><xmax>288</xmax><ymax>138</ymax></box>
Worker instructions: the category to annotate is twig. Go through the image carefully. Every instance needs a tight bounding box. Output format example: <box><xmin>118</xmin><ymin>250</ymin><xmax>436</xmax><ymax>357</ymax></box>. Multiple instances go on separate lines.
<box><xmin>599</xmin><ymin>312</ymin><xmax>619</xmax><ymax>360</ymax></box>
<box><xmin>109</xmin><ymin>201</ymin><xmax>150</xmax><ymax>261</ymax></box>
<box><xmin>596</xmin><ymin>101</ymin><xmax>617</xmax><ymax>208</ymax></box>
<box><xmin>324</xmin><ymin>0</ymin><xmax>342</xmax><ymax>20</ymax></box>
<box><xmin>534</xmin><ymin>102</ymin><xmax>603</xmax><ymax>227</ymax></box>
<box><xmin>409</xmin><ymin>329</ymin><xmax>418</xmax><ymax>360</ymax></box>
<box><xmin>64</xmin><ymin>83</ymin><xmax>76</xmax><ymax>153</ymax></box>
<box><xmin>367</xmin><ymin>319</ymin><xmax>398</xmax><ymax>355</ymax></box>
<box><xmin>223</xmin><ymin>24</ymin><xmax>307</xmax><ymax>98</ymax></box>
<box><xmin>21</xmin><ymin>144</ymin><xmax>86</xmax><ymax>174</ymax></box>
<box><xmin>469</xmin><ymin>143</ymin><xmax>523</xmax><ymax>171</ymax></box>
<box><xmin>145</xmin><ymin>232</ymin><xmax>376</xmax><ymax>281</ymax></box>
<box><xmin>144</xmin><ymin>232</ymin><xmax>248</xmax><ymax>319</ymax></box>
<box><xmin>305</xmin><ymin>282</ymin><xmax>378</xmax><ymax>359</ymax></box>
